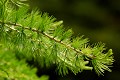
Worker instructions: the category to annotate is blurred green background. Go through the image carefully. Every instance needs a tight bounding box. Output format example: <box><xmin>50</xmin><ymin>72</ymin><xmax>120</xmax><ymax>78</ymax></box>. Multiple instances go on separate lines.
<box><xmin>28</xmin><ymin>0</ymin><xmax>120</xmax><ymax>80</ymax></box>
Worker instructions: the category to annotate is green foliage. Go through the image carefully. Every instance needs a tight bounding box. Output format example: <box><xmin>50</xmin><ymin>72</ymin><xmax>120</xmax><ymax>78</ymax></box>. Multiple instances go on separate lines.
<box><xmin>0</xmin><ymin>44</ymin><xmax>49</xmax><ymax>80</ymax></box>
<box><xmin>0</xmin><ymin>0</ymin><xmax>114</xmax><ymax>77</ymax></box>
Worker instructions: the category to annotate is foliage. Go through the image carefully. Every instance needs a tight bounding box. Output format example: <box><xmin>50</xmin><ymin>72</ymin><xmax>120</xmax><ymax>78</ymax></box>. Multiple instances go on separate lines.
<box><xmin>0</xmin><ymin>43</ymin><xmax>49</xmax><ymax>80</ymax></box>
<box><xmin>0</xmin><ymin>0</ymin><xmax>114</xmax><ymax>77</ymax></box>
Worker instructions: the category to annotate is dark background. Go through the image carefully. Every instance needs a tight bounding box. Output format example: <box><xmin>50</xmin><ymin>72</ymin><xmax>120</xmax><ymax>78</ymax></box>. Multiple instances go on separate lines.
<box><xmin>28</xmin><ymin>0</ymin><xmax>120</xmax><ymax>80</ymax></box>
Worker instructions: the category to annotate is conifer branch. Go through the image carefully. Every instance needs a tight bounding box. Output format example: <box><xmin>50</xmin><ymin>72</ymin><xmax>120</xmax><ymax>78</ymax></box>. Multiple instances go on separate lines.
<box><xmin>0</xmin><ymin>21</ymin><xmax>96</xmax><ymax>59</ymax></box>
<box><xmin>0</xmin><ymin>0</ymin><xmax>114</xmax><ymax>76</ymax></box>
